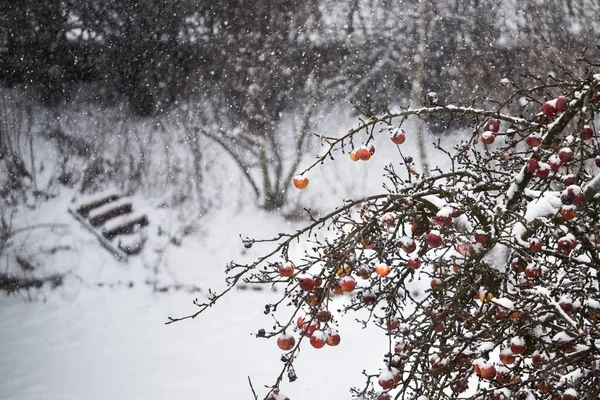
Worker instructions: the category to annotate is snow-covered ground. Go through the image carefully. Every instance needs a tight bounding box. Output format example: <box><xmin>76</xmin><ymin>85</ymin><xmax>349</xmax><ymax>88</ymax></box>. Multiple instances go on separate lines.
<box><xmin>0</xmin><ymin>104</ymin><xmax>466</xmax><ymax>399</ymax></box>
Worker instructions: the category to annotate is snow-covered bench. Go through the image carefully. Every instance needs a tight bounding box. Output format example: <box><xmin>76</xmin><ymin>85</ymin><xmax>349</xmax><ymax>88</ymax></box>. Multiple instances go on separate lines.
<box><xmin>69</xmin><ymin>193</ymin><xmax>149</xmax><ymax>261</ymax></box>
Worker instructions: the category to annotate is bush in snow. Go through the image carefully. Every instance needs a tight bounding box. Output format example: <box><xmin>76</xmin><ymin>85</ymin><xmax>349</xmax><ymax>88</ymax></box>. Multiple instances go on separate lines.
<box><xmin>170</xmin><ymin>67</ymin><xmax>600</xmax><ymax>399</ymax></box>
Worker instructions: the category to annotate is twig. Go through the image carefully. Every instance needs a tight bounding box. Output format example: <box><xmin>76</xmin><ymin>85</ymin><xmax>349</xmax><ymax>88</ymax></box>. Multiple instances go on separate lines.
<box><xmin>248</xmin><ymin>376</ymin><xmax>259</xmax><ymax>400</ymax></box>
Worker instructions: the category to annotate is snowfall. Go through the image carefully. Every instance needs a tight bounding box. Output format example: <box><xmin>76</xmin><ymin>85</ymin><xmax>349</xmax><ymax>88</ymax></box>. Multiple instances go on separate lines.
<box><xmin>0</xmin><ymin>105</ymin><xmax>463</xmax><ymax>400</ymax></box>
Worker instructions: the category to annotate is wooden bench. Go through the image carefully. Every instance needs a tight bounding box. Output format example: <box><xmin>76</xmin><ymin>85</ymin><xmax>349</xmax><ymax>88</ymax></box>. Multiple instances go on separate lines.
<box><xmin>69</xmin><ymin>194</ymin><xmax>149</xmax><ymax>261</ymax></box>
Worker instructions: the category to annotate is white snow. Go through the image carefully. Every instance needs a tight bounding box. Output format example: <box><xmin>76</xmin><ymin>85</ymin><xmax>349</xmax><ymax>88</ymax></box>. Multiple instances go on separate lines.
<box><xmin>492</xmin><ymin>297</ymin><xmax>514</xmax><ymax>310</ymax></box>
<box><xmin>585</xmin><ymin>298</ymin><xmax>600</xmax><ymax>310</ymax></box>
<box><xmin>524</xmin><ymin>191</ymin><xmax>561</xmax><ymax>221</ymax></box>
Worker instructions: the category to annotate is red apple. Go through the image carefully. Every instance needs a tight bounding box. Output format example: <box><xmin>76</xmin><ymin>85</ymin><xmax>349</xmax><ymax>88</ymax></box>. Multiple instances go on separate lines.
<box><xmin>390</xmin><ymin>354</ymin><xmax>403</xmax><ymax>369</ymax></box>
<box><xmin>339</xmin><ymin>276</ymin><xmax>356</xmax><ymax>293</ymax></box>
<box><xmin>356</xmin><ymin>146</ymin><xmax>372</xmax><ymax>161</ymax></box>
<box><xmin>391</xmin><ymin>129</ymin><xmax>406</xmax><ymax>145</ymax></box>
<box><xmin>548</xmin><ymin>154</ymin><xmax>562</xmax><ymax>172</ymax></box>
<box><xmin>537</xmin><ymin>381</ymin><xmax>551</xmax><ymax>394</ymax></box>
<box><xmin>309</xmin><ymin>330</ymin><xmax>327</xmax><ymax>349</ymax></box>
<box><xmin>378</xmin><ymin>369</ymin><xmax>396</xmax><ymax>389</ymax></box>
<box><xmin>542</xmin><ymin>102</ymin><xmax>557</xmax><ymax>117</ymax></box>
<box><xmin>357</xmin><ymin>266</ymin><xmax>371</xmax><ymax>280</ymax></box>
<box><xmin>567</xmin><ymin>185</ymin><xmax>584</xmax><ymax>205</ymax></box>
<box><xmin>511</xmin><ymin>256</ymin><xmax>527</xmax><ymax>272</ymax></box>
<box><xmin>297</xmin><ymin>316</ymin><xmax>319</xmax><ymax>336</ymax></box>
<box><xmin>299</xmin><ymin>276</ymin><xmax>315</xmax><ymax>292</ymax></box>
<box><xmin>535</xmin><ymin>162</ymin><xmax>550</xmax><ymax>178</ymax></box>
<box><xmin>402</xmin><ymin>239</ymin><xmax>417</xmax><ymax>253</ymax></box>
<box><xmin>527</xmin><ymin>157</ymin><xmax>539</xmax><ymax>172</ymax></box>
<box><xmin>480</xmin><ymin>131</ymin><xmax>496</xmax><ymax>144</ymax></box>
<box><xmin>495</xmin><ymin>367</ymin><xmax>511</xmax><ymax>384</ymax></box>
<box><xmin>480</xmin><ymin>362</ymin><xmax>497</xmax><ymax>380</ymax></box>
<box><xmin>596</xmin><ymin>155</ymin><xmax>600</xmax><ymax>168</ymax></box>
<box><xmin>349</xmin><ymin>149</ymin><xmax>359</xmax><ymax>161</ymax></box>
<box><xmin>313</xmin><ymin>276</ymin><xmax>323</xmax><ymax>288</ymax></box>
<box><xmin>529</xmin><ymin>238</ymin><xmax>542</xmax><ymax>252</ymax></box>
<box><xmin>407</xmin><ymin>258</ymin><xmax>421</xmax><ymax>270</ymax></box>
<box><xmin>434</xmin><ymin>211</ymin><xmax>453</xmax><ymax>227</ymax></box>
<box><xmin>525</xmin><ymin>265</ymin><xmax>540</xmax><ymax>279</ymax></box>
<box><xmin>499</xmin><ymin>348</ymin><xmax>515</xmax><ymax>365</ymax></box>
<box><xmin>581</xmin><ymin>125</ymin><xmax>594</xmax><ymax>140</ymax></box>
<box><xmin>429</xmin><ymin>355</ymin><xmax>446</xmax><ymax>374</ymax></box>
<box><xmin>474</xmin><ymin>231</ymin><xmax>488</xmax><ymax>244</ymax></box>
<box><xmin>532</xmin><ymin>352</ymin><xmax>547</xmax><ymax>366</ymax></box>
<box><xmin>556</xmin><ymin>96</ymin><xmax>568</xmax><ymax>112</ymax></box>
<box><xmin>266</xmin><ymin>392</ymin><xmax>290</xmax><ymax>400</ymax></box>
<box><xmin>426</xmin><ymin>231</ymin><xmax>443</xmax><ymax>248</ymax></box>
<box><xmin>326</xmin><ymin>329</ymin><xmax>341</xmax><ymax>346</ymax></box>
<box><xmin>386</xmin><ymin>317</ymin><xmax>400</xmax><ymax>330</ymax></box>
<box><xmin>558</xmin><ymin>147</ymin><xmax>574</xmax><ymax>163</ymax></box>
<box><xmin>305</xmin><ymin>292</ymin><xmax>321</xmax><ymax>307</ymax></box>
<box><xmin>510</xmin><ymin>336</ymin><xmax>526</xmax><ymax>355</ymax></box>
<box><xmin>277</xmin><ymin>334</ymin><xmax>296</xmax><ymax>350</ymax></box>
<box><xmin>394</xmin><ymin>341</ymin><xmax>410</xmax><ymax>354</ymax></box>
<box><xmin>559</xmin><ymin>297</ymin><xmax>574</xmax><ymax>313</ymax></box>
<box><xmin>293</xmin><ymin>175</ymin><xmax>309</xmax><ymax>189</ymax></box>
<box><xmin>526</xmin><ymin>134</ymin><xmax>542</xmax><ymax>147</ymax></box>
<box><xmin>278</xmin><ymin>262</ymin><xmax>295</xmax><ymax>277</ymax></box>
<box><xmin>562</xmin><ymin>174</ymin><xmax>576</xmax><ymax>186</ymax></box>
<box><xmin>316</xmin><ymin>310</ymin><xmax>332</xmax><ymax>322</ymax></box>
<box><xmin>375</xmin><ymin>263</ymin><xmax>391</xmax><ymax>277</ymax></box>
<box><xmin>485</xmin><ymin>119</ymin><xmax>500</xmax><ymax>133</ymax></box>
<box><xmin>361</xmin><ymin>290</ymin><xmax>376</xmax><ymax>305</ymax></box>
<box><xmin>560</xmin><ymin>206</ymin><xmax>577</xmax><ymax>220</ymax></box>
<box><xmin>557</xmin><ymin>234</ymin><xmax>577</xmax><ymax>253</ymax></box>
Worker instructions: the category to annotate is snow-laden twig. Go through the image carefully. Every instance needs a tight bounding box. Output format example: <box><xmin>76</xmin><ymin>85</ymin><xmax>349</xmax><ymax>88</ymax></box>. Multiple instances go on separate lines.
<box><xmin>534</xmin><ymin>286</ymin><xmax>581</xmax><ymax>334</ymax></box>
<box><xmin>583</xmin><ymin>172</ymin><xmax>600</xmax><ymax>202</ymax></box>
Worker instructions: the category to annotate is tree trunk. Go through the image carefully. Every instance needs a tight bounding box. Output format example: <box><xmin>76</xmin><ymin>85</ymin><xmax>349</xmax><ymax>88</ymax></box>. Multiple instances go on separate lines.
<box><xmin>411</xmin><ymin>0</ymin><xmax>432</xmax><ymax>177</ymax></box>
